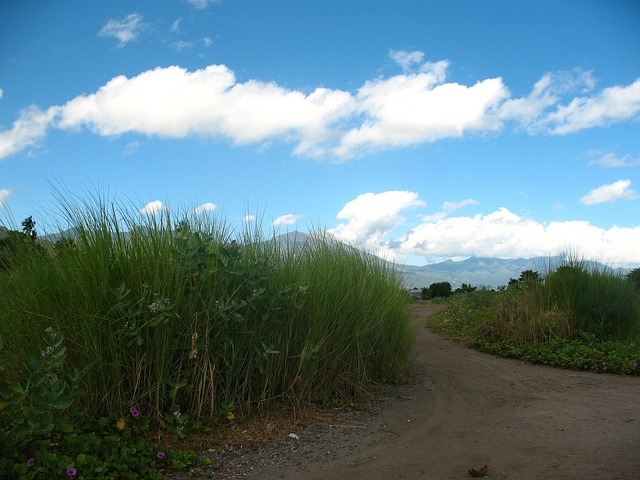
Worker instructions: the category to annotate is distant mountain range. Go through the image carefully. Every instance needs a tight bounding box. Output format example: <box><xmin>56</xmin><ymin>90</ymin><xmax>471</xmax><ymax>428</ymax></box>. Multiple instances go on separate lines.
<box><xmin>399</xmin><ymin>257</ymin><xmax>548</xmax><ymax>289</ymax></box>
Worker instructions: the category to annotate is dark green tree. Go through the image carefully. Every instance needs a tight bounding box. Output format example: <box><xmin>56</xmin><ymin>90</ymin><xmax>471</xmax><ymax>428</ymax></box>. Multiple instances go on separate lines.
<box><xmin>454</xmin><ymin>283</ymin><xmax>477</xmax><ymax>294</ymax></box>
<box><xmin>423</xmin><ymin>281</ymin><xmax>452</xmax><ymax>299</ymax></box>
<box><xmin>21</xmin><ymin>216</ymin><xmax>37</xmax><ymax>240</ymax></box>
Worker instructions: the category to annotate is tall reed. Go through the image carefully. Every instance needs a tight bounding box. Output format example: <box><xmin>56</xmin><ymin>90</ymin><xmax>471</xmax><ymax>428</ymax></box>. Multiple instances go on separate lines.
<box><xmin>0</xmin><ymin>198</ymin><xmax>415</xmax><ymax>422</ymax></box>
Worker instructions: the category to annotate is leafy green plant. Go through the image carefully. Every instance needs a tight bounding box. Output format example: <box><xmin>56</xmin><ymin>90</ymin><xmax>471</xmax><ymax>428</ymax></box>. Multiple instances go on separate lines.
<box><xmin>0</xmin><ymin>329</ymin><xmax>195</xmax><ymax>479</ymax></box>
<box><xmin>0</xmin><ymin>327</ymin><xmax>81</xmax><ymax>452</ymax></box>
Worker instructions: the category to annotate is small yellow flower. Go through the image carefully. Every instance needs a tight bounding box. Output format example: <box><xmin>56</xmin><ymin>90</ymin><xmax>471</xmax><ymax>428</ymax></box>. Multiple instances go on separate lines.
<box><xmin>116</xmin><ymin>417</ymin><xmax>126</xmax><ymax>430</ymax></box>
<box><xmin>226</xmin><ymin>411</ymin><xmax>235</xmax><ymax>421</ymax></box>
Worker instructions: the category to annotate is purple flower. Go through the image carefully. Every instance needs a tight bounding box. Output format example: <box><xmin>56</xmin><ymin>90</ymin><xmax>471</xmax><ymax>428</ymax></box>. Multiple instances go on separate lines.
<box><xmin>157</xmin><ymin>452</ymin><xmax>165</xmax><ymax>459</ymax></box>
<box><xmin>67</xmin><ymin>467</ymin><xmax>77</xmax><ymax>478</ymax></box>
<box><xmin>26</xmin><ymin>458</ymin><xmax>35</xmax><ymax>467</ymax></box>
<box><xmin>130</xmin><ymin>406</ymin><xmax>140</xmax><ymax>417</ymax></box>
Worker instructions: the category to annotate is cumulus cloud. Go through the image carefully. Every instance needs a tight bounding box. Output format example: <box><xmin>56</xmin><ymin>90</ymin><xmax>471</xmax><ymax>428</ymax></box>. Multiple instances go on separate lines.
<box><xmin>140</xmin><ymin>200</ymin><xmax>168</xmax><ymax>215</ymax></box>
<box><xmin>55</xmin><ymin>65</ymin><xmax>355</xmax><ymax>149</ymax></box>
<box><xmin>326</xmin><ymin>192</ymin><xmax>640</xmax><ymax>266</ymax></box>
<box><xmin>588</xmin><ymin>152</ymin><xmax>640</xmax><ymax>168</ymax></box>
<box><xmin>272</xmin><ymin>213</ymin><xmax>302</xmax><ymax>227</ymax></box>
<box><xmin>334</xmin><ymin>63</ymin><xmax>508</xmax><ymax>158</ymax></box>
<box><xmin>580</xmin><ymin>180</ymin><xmax>639</xmax><ymax>205</ymax></box>
<box><xmin>1</xmin><ymin>54</ymin><xmax>640</xmax><ymax>161</ymax></box>
<box><xmin>193</xmin><ymin>202</ymin><xmax>217</xmax><ymax>214</ymax></box>
<box><xmin>329</xmin><ymin>191</ymin><xmax>425</xmax><ymax>253</ymax></box>
<box><xmin>98</xmin><ymin>13</ymin><xmax>145</xmax><ymax>47</ymax></box>
<box><xmin>0</xmin><ymin>188</ymin><xmax>10</xmax><ymax>205</ymax></box>
<box><xmin>394</xmin><ymin>208</ymin><xmax>640</xmax><ymax>265</ymax></box>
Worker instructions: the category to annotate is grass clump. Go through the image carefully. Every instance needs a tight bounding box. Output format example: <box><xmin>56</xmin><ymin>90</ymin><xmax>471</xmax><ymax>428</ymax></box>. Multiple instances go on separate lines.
<box><xmin>0</xmin><ymin>196</ymin><xmax>415</xmax><ymax>476</ymax></box>
<box><xmin>428</xmin><ymin>254</ymin><xmax>640</xmax><ymax>375</ymax></box>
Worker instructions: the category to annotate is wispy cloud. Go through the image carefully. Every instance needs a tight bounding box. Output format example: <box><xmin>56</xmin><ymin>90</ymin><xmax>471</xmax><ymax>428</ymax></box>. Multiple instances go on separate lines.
<box><xmin>580</xmin><ymin>180</ymin><xmax>639</xmax><ymax>205</ymax></box>
<box><xmin>272</xmin><ymin>214</ymin><xmax>302</xmax><ymax>227</ymax></box>
<box><xmin>140</xmin><ymin>200</ymin><xmax>168</xmax><ymax>215</ymax></box>
<box><xmin>99</xmin><ymin>13</ymin><xmax>145</xmax><ymax>47</ymax></box>
<box><xmin>588</xmin><ymin>152</ymin><xmax>640</xmax><ymax>168</ymax></box>
<box><xmin>442</xmin><ymin>199</ymin><xmax>478</xmax><ymax>212</ymax></box>
<box><xmin>187</xmin><ymin>0</ymin><xmax>218</xmax><ymax>9</ymax></box>
<box><xmin>0</xmin><ymin>105</ymin><xmax>58</xmax><ymax>160</ymax></box>
<box><xmin>170</xmin><ymin>40</ymin><xmax>193</xmax><ymax>51</ymax></box>
<box><xmin>1</xmin><ymin>54</ymin><xmax>639</xmax><ymax>161</ymax></box>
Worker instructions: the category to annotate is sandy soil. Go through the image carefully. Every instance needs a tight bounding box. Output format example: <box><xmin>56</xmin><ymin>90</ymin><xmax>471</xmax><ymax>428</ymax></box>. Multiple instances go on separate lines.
<box><xmin>170</xmin><ymin>304</ymin><xmax>640</xmax><ymax>480</ymax></box>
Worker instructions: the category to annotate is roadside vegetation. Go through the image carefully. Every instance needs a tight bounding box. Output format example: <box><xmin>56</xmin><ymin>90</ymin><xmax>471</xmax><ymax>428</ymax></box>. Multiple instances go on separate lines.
<box><xmin>426</xmin><ymin>259</ymin><xmax>640</xmax><ymax>376</ymax></box>
<box><xmin>0</xmin><ymin>199</ymin><xmax>415</xmax><ymax>479</ymax></box>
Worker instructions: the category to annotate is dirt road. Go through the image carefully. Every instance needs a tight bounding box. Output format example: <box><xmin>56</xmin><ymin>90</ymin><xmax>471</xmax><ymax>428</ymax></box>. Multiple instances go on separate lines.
<box><xmin>252</xmin><ymin>304</ymin><xmax>640</xmax><ymax>480</ymax></box>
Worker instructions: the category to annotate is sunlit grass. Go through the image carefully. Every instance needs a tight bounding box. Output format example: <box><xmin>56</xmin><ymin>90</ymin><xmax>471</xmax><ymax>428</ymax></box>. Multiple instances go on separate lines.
<box><xmin>428</xmin><ymin>254</ymin><xmax>640</xmax><ymax>374</ymax></box>
<box><xmin>0</xmin><ymin>196</ymin><xmax>416</xmax><ymax>424</ymax></box>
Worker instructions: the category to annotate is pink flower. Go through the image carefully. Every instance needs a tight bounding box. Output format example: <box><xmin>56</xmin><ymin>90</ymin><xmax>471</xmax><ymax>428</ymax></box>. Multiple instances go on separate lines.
<box><xmin>130</xmin><ymin>406</ymin><xmax>140</xmax><ymax>417</ymax></box>
<box><xmin>67</xmin><ymin>467</ymin><xmax>77</xmax><ymax>478</ymax></box>
<box><xmin>157</xmin><ymin>452</ymin><xmax>165</xmax><ymax>459</ymax></box>
<box><xmin>26</xmin><ymin>458</ymin><xmax>35</xmax><ymax>467</ymax></box>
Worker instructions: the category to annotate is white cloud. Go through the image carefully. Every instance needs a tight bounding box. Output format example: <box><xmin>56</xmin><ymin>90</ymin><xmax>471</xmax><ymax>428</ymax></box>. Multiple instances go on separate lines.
<box><xmin>389</xmin><ymin>50</ymin><xmax>425</xmax><ymax>72</ymax></box>
<box><xmin>193</xmin><ymin>202</ymin><xmax>217</xmax><ymax>214</ymax></box>
<box><xmin>499</xmin><ymin>69</ymin><xmax>596</xmax><ymax>133</ymax></box>
<box><xmin>0</xmin><ymin>188</ymin><xmax>10</xmax><ymax>206</ymax></box>
<box><xmin>588</xmin><ymin>152</ymin><xmax>640</xmax><ymax>168</ymax></box>
<box><xmin>442</xmin><ymin>199</ymin><xmax>478</xmax><ymax>212</ymax></box>
<box><xmin>329</xmin><ymin>191</ymin><xmax>425</xmax><ymax>253</ymax></box>
<box><xmin>244</xmin><ymin>215</ymin><xmax>256</xmax><ymax>223</ymax></box>
<box><xmin>56</xmin><ymin>65</ymin><xmax>355</xmax><ymax>149</ymax></box>
<box><xmin>99</xmin><ymin>13</ymin><xmax>145</xmax><ymax>47</ymax></box>
<box><xmin>140</xmin><ymin>200</ymin><xmax>167</xmax><ymax>215</ymax></box>
<box><xmin>171</xmin><ymin>19</ymin><xmax>182</xmax><ymax>33</ymax></box>
<box><xmin>202</xmin><ymin>37</ymin><xmax>213</xmax><ymax>47</ymax></box>
<box><xmin>580</xmin><ymin>180</ymin><xmax>639</xmax><ymax>205</ymax></box>
<box><xmin>272</xmin><ymin>213</ymin><xmax>302</xmax><ymax>227</ymax></box>
<box><xmin>1</xmin><ymin>55</ymin><xmax>640</xmax><ymax>161</ymax></box>
<box><xmin>123</xmin><ymin>141</ymin><xmax>142</xmax><ymax>155</ymax></box>
<box><xmin>187</xmin><ymin>0</ymin><xmax>218</xmax><ymax>9</ymax></box>
<box><xmin>547</xmin><ymin>79</ymin><xmax>640</xmax><ymax>134</ymax></box>
<box><xmin>334</xmin><ymin>67</ymin><xmax>509</xmax><ymax>158</ymax></box>
<box><xmin>0</xmin><ymin>105</ymin><xmax>58</xmax><ymax>160</ymax></box>
<box><xmin>325</xmin><ymin>195</ymin><xmax>640</xmax><ymax>266</ymax></box>
<box><xmin>171</xmin><ymin>40</ymin><xmax>193</xmax><ymax>51</ymax></box>
<box><xmin>391</xmin><ymin>207</ymin><xmax>640</xmax><ymax>265</ymax></box>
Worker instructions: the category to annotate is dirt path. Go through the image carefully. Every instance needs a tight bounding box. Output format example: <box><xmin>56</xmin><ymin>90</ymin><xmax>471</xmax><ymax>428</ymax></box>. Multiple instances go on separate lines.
<box><xmin>251</xmin><ymin>304</ymin><xmax>640</xmax><ymax>480</ymax></box>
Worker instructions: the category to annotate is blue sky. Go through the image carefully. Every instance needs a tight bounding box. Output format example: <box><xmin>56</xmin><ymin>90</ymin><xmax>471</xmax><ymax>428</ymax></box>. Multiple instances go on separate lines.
<box><xmin>1</xmin><ymin>0</ymin><xmax>640</xmax><ymax>266</ymax></box>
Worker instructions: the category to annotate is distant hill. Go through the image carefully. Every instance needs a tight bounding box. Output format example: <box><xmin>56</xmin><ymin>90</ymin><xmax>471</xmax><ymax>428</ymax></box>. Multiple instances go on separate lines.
<box><xmin>399</xmin><ymin>257</ymin><xmax>548</xmax><ymax>289</ymax></box>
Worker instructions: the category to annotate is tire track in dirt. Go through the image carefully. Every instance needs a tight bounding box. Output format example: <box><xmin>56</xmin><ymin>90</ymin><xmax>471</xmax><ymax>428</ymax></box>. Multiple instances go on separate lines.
<box><xmin>262</xmin><ymin>304</ymin><xmax>640</xmax><ymax>480</ymax></box>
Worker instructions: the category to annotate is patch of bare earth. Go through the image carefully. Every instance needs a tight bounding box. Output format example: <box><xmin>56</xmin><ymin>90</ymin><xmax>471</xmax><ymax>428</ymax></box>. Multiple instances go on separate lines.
<box><xmin>166</xmin><ymin>304</ymin><xmax>640</xmax><ymax>480</ymax></box>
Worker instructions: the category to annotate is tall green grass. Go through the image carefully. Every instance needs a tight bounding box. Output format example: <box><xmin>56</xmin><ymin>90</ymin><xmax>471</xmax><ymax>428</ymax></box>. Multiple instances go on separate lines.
<box><xmin>0</xmin><ymin>198</ymin><xmax>415</xmax><ymax>423</ymax></box>
<box><xmin>436</xmin><ymin>254</ymin><xmax>640</xmax><ymax>344</ymax></box>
